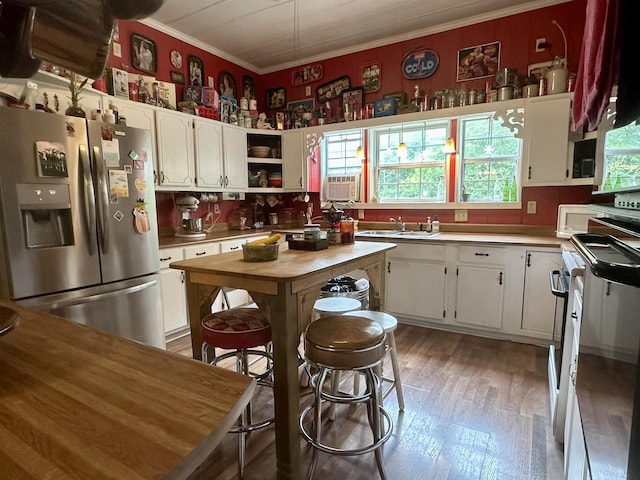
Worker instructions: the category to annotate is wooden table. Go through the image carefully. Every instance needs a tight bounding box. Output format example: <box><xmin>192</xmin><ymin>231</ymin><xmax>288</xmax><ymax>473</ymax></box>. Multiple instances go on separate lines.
<box><xmin>170</xmin><ymin>241</ymin><xmax>396</xmax><ymax>480</ymax></box>
<box><xmin>0</xmin><ymin>300</ymin><xmax>255</xmax><ymax>480</ymax></box>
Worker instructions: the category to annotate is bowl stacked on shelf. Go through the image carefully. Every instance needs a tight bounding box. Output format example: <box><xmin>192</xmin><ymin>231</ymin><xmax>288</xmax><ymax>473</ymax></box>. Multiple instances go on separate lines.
<box><xmin>250</xmin><ymin>146</ymin><xmax>271</xmax><ymax>158</ymax></box>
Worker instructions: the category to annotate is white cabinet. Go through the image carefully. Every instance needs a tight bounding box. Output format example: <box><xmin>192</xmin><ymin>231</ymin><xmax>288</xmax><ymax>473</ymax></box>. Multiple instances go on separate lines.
<box><xmin>520</xmin><ymin>249</ymin><xmax>562</xmax><ymax>337</ymax></box>
<box><xmin>155</xmin><ymin>109</ymin><xmax>195</xmax><ymax>189</ymax></box>
<box><xmin>222</xmin><ymin>124</ymin><xmax>249</xmax><ymax>191</ymax></box>
<box><xmin>283</xmin><ymin>130</ymin><xmax>306</xmax><ymax>190</ymax></box>
<box><xmin>453</xmin><ymin>245</ymin><xmax>505</xmax><ymax>330</ymax></box>
<box><xmin>523</xmin><ymin>94</ymin><xmax>572</xmax><ymax>186</ymax></box>
<box><xmin>159</xmin><ymin>247</ymin><xmax>188</xmax><ymax>338</ymax></box>
<box><xmin>193</xmin><ymin>117</ymin><xmax>224</xmax><ymax>189</ymax></box>
<box><xmin>385</xmin><ymin>243</ymin><xmax>447</xmax><ymax>322</ymax></box>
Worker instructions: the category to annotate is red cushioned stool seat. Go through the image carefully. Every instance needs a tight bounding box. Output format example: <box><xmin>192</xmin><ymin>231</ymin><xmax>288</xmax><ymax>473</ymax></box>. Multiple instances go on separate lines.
<box><xmin>201</xmin><ymin>308</ymin><xmax>271</xmax><ymax>350</ymax></box>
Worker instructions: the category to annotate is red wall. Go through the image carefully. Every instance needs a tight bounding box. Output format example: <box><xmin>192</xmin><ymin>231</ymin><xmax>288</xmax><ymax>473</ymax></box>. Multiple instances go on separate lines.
<box><xmin>111</xmin><ymin>1</ymin><xmax>595</xmax><ymax>229</ymax></box>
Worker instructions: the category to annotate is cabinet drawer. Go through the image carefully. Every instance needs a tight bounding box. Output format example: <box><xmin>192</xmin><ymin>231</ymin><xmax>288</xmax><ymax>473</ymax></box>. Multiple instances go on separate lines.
<box><xmin>184</xmin><ymin>242</ymin><xmax>221</xmax><ymax>259</ymax></box>
<box><xmin>388</xmin><ymin>242</ymin><xmax>446</xmax><ymax>261</ymax></box>
<box><xmin>159</xmin><ymin>247</ymin><xmax>184</xmax><ymax>269</ymax></box>
<box><xmin>219</xmin><ymin>235</ymin><xmax>269</xmax><ymax>253</ymax></box>
<box><xmin>458</xmin><ymin>245</ymin><xmax>505</xmax><ymax>264</ymax></box>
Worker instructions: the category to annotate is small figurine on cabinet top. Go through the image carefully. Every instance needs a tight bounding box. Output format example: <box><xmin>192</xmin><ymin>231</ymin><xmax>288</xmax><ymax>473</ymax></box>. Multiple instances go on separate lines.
<box><xmin>256</xmin><ymin>112</ymin><xmax>273</xmax><ymax>129</ymax></box>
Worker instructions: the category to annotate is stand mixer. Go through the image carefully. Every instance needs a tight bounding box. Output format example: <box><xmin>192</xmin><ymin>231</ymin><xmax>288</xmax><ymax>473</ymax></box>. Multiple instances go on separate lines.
<box><xmin>175</xmin><ymin>194</ymin><xmax>206</xmax><ymax>238</ymax></box>
<box><xmin>322</xmin><ymin>204</ymin><xmax>344</xmax><ymax>244</ymax></box>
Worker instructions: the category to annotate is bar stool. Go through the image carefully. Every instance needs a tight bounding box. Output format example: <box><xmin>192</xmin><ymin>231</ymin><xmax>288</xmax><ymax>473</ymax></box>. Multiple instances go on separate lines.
<box><xmin>312</xmin><ymin>297</ymin><xmax>362</xmax><ymax>320</ymax></box>
<box><xmin>299</xmin><ymin>315</ymin><xmax>392</xmax><ymax>480</ymax></box>
<box><xmin>343</xmin><ymin>310</ymin><xmax>405</xmax><ymax>410</ymax></box>
<box><xmin>201</xmin><ymin>307</ymin><xmax>274</xmax><ymax>480</ymax></box>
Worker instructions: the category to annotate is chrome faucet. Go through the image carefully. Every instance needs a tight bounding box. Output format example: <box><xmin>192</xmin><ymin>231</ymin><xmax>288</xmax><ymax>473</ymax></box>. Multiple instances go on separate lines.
<box><xmin>390</xmin><ymin>216</ymin><xmax>405</xmax><ymax>231</ymax></box>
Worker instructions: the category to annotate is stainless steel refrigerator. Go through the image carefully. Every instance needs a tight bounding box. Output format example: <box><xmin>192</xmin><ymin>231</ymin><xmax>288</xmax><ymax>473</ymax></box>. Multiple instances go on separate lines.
<box><xmin>0</xmin><ymin>107</ymin><xmax>164</xmax><ymax>348</ymax></box>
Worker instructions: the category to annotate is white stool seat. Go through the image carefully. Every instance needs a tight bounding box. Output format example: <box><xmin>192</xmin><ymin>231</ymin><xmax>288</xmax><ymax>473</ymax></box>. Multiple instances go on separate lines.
<box><xmin>313</xmin><ymin>297</ymin><xmax>362</xmax><ymax>318</ymax></box>
<box><xmin>342</xmin><ymin>310</ymin><xmax>405</xmax><ymax>411</ymax></box>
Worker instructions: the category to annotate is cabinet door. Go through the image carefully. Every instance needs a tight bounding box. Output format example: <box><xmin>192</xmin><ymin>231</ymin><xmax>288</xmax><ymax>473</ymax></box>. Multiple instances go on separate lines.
<box><xmin>222</xmin><ymin>124</ymin><xmax>249</xmax><ymax>191</ymax></box>
<box><xmin>194</xmin><ymin>117</ymin><xmax>224</xmax><ymax>189</ymax></box>
<box><xmin>386</xmin><ymin>258</ymin><xmax>446</xmax><ymax>320</ymax></box>
<box><xmin>455</xmin><ymin>265</ymin><xmax>504</xmax><ymax>329</ymax></box>
<box><xmin>283</xmin><ymin>130</ymin><xmax>306</xmax><ymax>190</ymax></box>
<box><xmin>523</xmin><ymin>95</ymin><xmax>572</xmax><ymax>186</ymax></box>
<box><xmin>184</xmin><ymin>242</ymin><xmax>220</xmax><ymax>259</ymax></box>
<box><xmin>160</xmin><ymin>268</ymin><xmax>188</xmax><ymax>335</ymax></box>
<box><xmin>521</xmin><ymin>250</ymin><xmax>562</xmax><ymax>336</ymax></box>
<box><xmin>155</xmin><ymin>109</ymin><xmax>194</xmax><ymax>188</ymax></box>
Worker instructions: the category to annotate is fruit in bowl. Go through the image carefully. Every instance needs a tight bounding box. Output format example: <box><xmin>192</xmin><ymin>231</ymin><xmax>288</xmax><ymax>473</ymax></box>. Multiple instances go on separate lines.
<box><xmin>242</xmin><ymin>234</ymin><xmax>281</xmax><ymax>262</ymax></box>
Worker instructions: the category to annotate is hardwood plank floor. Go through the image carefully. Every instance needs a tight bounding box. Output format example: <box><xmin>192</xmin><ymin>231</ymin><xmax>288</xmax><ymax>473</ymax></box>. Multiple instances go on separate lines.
<box><xmin>167</xmin><ymin>324</ymin><xmax>564</xmax><ymax>479</ymax></box>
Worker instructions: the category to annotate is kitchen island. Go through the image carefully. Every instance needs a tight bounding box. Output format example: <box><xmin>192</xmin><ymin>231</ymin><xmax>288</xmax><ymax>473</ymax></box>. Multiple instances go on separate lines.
<box><xmin>170</xmin><ymin>241</ymin><xmax>396</xmax><ymax>480</ymax></box>
<box><xmin>0</xmin><ymin>300</ymin><xmax>255</xmax><ymax>480</ymax></box>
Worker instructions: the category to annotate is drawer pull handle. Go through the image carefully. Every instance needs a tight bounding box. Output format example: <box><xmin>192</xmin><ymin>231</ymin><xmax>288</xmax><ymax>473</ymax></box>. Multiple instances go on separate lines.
<box><xmin>571</xmin><ymin>312</ymin><xmax>578</xmax><ymax>319</ymax></box>
<box><xmin>474</xmin><ymin>253</ymin><xmax>490</xmax><ymax>257</ymax></box>
<box><xmin>499</xmin><ymin>272</ymin><xmax>503</xmax><ymax>285</ymax></box>
<box><xmin>195</xmin><ymin>252</ymin><xmax>206</xmax><ymax>256</ymax></box>
<box><xmin>230</xmin><ymin>246</ymin><xmax>239</xmax><ymax>250</ymax></box>
<box><xmin>159</xmin><ymin>256</ymin><xmax>172</xmax><ymax>261</ymax></box>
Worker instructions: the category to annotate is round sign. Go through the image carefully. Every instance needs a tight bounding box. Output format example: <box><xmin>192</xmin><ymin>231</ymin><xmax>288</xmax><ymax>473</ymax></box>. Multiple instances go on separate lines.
<box><xmin>402</xmin><ymin>49</ymin><xmax>439</xmax><ymax>79</ymax></box>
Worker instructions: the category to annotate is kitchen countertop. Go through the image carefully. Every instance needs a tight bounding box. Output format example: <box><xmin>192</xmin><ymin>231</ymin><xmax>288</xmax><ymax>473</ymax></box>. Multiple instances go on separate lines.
<box><xmin>0</xmin><ymin>301</ymin><xmax>255</xmax><ymax>480</ymax></box>
<box><xmin>159</xmin><ymin>228</ymin><xmax>272</xmax><ymax>248</ymax></box>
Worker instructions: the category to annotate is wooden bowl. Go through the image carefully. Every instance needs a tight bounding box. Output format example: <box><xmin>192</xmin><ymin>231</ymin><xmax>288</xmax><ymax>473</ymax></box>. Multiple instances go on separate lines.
<box><xmin>242</xmin><ymin>243</ymin><xmax>279</xmax><ymax>262</ymax></box>
<box><xmin>250</xmin><ymin>146</ymin><xmax>271</xmax><ymax>158</ymax></box>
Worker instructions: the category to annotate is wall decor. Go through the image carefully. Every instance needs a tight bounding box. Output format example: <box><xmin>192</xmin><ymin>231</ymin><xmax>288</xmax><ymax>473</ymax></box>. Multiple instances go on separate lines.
<box><xmin>361</xmin><ymin>63</ymin><xmax>381</xmax><ymax>92</ymax></box>
<box><xmin>242</xmin><ymin>75</ymin><xmax>255</xmax><ymax>100</ymax></box>
<box><xmin>109</xmin><ymin>67</ymin><xmax>129</xmax><ymax>99</ymax></box>
<box><xmin>374</xmin><ymin>97</ymin><xmax>397</xmax><ymax>117</ymax></box>
<box><xmin>401</xmin><ymin>48</ymin><xmax>438</xmax><ymax>80</ymax></box>
<box><xmin>381</xmin><ymin>91</ymin><xmax>408</xmax><ymax>106</ymax></box>
<box><xmin>291</xmin><ymin>64</ymin><xmax>323</xmax><ymax>86</ymax></box>
<box><xmin>340</xmin><ymin>86</ymin><xmax>365</xmax><ymax>114</ymax></box>
<box><xmin>266</xmin><ymin>87</ymin><xmax>286</xmax><ymax>110</ymax></box>
<box><xmin>188</xmin><ymin>55</ymin><xmax>204</xmax><ymax>86</ymax></box>
<box><xmin>183</xmin><ymin>85</ymin><xmax>202</xmax><ymax>104</ymax></box>
<box><xmin>170</xmin><ymin>50</ymin><xmax>182</xmax><ymax>69</ymax></box>
<box><xmin>316</xmin><ymin>75</ymin><xmax>350</xmax><ymax>103</ymax></box>
<box><xmin>170</xmin><ymin>70</ymin><xmax>184</xmax><ymax>85</ymax></box>
<box><xmin>219</xmin><ymin>71</ymin><xmax>236</xmax><ymax>99</ymax></box>
<box><xmin>130</xmin><ymin>34</ymin><xmax>157</xmax><ymax>74</ymax></box>
<box><xmin>457</xmin><ymin>41</ymin><xmax>500</xmax><ymax>82</ymax></box>
<box><xmin>287</xmin><ymin>98</ymin><xmax>315</xmax><ymax>113</ymax></box>
<box><xmin>527</xmin><ymin>60</ymin><xmax>554</xmax><ymax>80</ymax></box>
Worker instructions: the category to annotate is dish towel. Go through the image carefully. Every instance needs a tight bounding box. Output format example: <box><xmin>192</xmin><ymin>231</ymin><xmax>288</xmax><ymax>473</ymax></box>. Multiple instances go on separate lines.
<box><xmin>613</xmin><ymin>0</ymin><xmax>640</xmax><ymax>129</ymax></box>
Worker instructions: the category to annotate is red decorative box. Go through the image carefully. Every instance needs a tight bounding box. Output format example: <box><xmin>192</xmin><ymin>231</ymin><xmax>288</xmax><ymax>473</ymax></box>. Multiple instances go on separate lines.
<box><xmin>196</xmin><ymin>106</ymin><xmax>218</xmax><ymax>120</ymax></box>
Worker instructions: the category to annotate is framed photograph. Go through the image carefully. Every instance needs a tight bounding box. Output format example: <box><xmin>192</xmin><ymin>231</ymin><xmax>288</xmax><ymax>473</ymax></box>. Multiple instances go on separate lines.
<box><xmin>266</xmin><ymin>87</ymin><xmax>286</xmax><ymax>110</ymax></box>
<box><xmin>291</xmin><ymin>64</ymin><xmax>323</xmax><ymax>86</ymax></box>
<box><xmin>528</xmin><ymin>60</ymin><xmax>554</xmax><ymax>80</ymax></box>
<box><xmin>110</xmin><ymin>67</ymin><xmax>129</xmax><ymax>99</ymax></box>
<box><xmin>183</xmin><ymin>85</ymin><xmax>203</xmax><ymax>104</ymax></box>
<box><xmin>287</xmin><ymin>98</ymin><xmax>315</xmax><ymax>113</ymax></box>
<box><xmin>361</xmin><ymin>63</ymin><xmax>381</xmax><ymax>93</ymax></box>
<box><xmin>219</xmin><ymin>71</ymin><xmax>236</xmax><ymax>99</ymax></box>
<box><xmin>456</xmin><ymin>41</ymin><xmax>500</xmax><ymax>82</ymax></box>
<box><xmin>316</xmin><ymin>75</ymin><xmax>350</xmax><ymax>103</ymax></box>
<box><xmin>340</xmin><ymin>86</ymin><xmax>365</xmax><ymax>113</ymax></box>
<box><xmin>130</xmin><ymin>34</ymin><xmax>157</xmax><ymax>74</ymax></box>
<box><xmin>170</xmin><ymin>70</ymin><xmax>185</xmax><ymax>85</ymax></box>
<box><xmin>242</xmin><ymin>75</ymin><xmax>255</xmax><ymax>100</ymax></box>
<box><xmin>188</xmin><ymin>55</ymin><xmax>204</xmax><ymax>86</ymax></box>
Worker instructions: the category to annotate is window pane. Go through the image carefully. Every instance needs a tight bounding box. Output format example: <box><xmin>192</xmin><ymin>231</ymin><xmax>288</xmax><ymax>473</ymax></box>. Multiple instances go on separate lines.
<box><xmin>324</xmin><ymin>130</ymin><xmax>364</xmax><ymax>176</ymax></box>
<box><xmin>377</xmin><ymin>166</ymin><xmax>445</xmax><ymax>200</ymax></box>
<box><xmin>603</xmin><ymin>121</ymin><xmax>640</xmax><ymax>187</ymax></box>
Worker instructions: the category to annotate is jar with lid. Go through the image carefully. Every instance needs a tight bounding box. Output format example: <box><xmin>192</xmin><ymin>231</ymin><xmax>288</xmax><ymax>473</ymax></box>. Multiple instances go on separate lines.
<box><xmin>304</xmin><ymin>224</ymin><xmax>321</xmax><ymax>241</ymax></box>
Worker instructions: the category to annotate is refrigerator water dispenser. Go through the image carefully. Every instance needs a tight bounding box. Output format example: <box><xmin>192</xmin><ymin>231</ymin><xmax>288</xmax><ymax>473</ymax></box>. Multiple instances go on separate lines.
<box><xmin>17</xmin><ymin>183</ymin><xmax>74</xmax><ymax>248</ymax></box>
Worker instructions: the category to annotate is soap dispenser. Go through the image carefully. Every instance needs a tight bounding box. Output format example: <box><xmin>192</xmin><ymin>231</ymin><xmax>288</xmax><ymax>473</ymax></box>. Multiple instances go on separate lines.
<box><xmin>425</xmin><ymin>216</ymin><xmax>432</xmax><ymax>233</ymax></box>
<box><xmin>432</xmin><ymin>215</ymin><xmax>440</xmax><ymax>233</ymax></box>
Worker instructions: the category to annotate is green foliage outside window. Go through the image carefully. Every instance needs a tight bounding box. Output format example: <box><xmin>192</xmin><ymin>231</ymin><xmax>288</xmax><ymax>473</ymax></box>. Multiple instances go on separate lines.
<box><xmin>603</xmin><ymin>121</ymin><xmax>640</xmax><ymax>188</ymax></box>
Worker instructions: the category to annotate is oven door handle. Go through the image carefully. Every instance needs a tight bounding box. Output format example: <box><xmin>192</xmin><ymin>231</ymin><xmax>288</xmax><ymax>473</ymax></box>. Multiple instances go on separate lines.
<box><xmin>549</xmin><ymin>269</ymin><xmax>569</xmax><ymax>298</ymax></box>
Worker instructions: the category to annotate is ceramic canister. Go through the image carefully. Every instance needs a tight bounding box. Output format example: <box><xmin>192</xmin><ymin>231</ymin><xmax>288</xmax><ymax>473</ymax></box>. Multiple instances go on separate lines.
<box><xmin>546</xmin><ymin>64</ymin><xmax>568</xmax><ymax>95</ymax></box>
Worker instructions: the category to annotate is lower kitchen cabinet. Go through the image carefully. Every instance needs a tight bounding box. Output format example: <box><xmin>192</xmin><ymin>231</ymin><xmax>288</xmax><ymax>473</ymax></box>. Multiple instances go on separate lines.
<box><xmin>520</xmin><ymin>249</ymin><xmax>562</xmax><ymax>337</ymax></box>
<box><xmin>159</xmin><ymin>247</ymin><xmax>189</xmax><ymax>339</ymax></box>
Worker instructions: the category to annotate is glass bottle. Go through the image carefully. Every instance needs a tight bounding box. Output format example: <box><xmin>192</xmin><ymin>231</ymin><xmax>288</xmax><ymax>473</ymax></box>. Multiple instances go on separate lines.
<box><xmin>603</xmin><ymin>172</ymin><xmax>612</xmax><ymax>190</ymax></box>
<box><xmin>502</xmin><ymin>179</ymin><xmax>510</xmax><ymax>202</ymax></box>
<box><xmin>613</xmin><ymin>176</ymin><xmax>622</xmax><ymax>190</ymax></box>
<box><xmin>436</xmin><ymin>176</ymin><xmax>445</xmax><ymax>200</ymax></box>
<box><xmin>510</xmin><ymin>176</ymin><xmax>518</xmax><ymax>201</ymax></box>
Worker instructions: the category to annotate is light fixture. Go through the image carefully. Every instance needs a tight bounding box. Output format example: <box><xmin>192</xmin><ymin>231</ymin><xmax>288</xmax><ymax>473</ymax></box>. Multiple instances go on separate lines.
<box><xmin>397</xmin><ymin>123</ymin><xmax>407</xmax><ymax>158</ymax></box>
<box><xmin>356</xmin><ymin>146</ymin><xmax>364</xmax><ymax>160</ymax></box>
<box><xmin>444</xmin><ymin>137</ymin><xmax>456</xmax><ymax>154</ymax></box>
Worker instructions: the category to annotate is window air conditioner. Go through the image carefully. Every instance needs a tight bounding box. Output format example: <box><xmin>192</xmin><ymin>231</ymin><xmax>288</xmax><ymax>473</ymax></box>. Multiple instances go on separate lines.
<box><xmin>324</xmin><ymin>174</ymin><xmax>360</xmax><ymax>202</ymax></box>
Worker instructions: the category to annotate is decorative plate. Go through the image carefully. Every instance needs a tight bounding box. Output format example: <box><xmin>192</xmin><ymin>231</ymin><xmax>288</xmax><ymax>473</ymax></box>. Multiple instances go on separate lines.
<box><xmin>170</xmin><ymin>50</ymin><xmax>183</xmax><ymax>69</ymax></box>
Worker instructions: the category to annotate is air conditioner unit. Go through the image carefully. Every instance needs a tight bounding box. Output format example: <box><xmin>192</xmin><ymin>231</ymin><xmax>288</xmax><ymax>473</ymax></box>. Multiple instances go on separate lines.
<box><xmin>324</xmin><ymin>174</ymin><xmax>360</xmax><ymax>202</ymax></box>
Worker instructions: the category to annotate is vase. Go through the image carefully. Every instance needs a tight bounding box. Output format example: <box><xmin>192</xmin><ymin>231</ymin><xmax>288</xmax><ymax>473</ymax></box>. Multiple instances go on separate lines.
<box><xmin>65</xmin><ymin>105</ymin><xmax>86</xmax><ymax>118</ymax></box>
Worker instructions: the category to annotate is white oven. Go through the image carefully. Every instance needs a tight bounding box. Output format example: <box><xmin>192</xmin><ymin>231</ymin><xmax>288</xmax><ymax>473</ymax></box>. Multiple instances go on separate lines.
<box><xmin>548</xmin><ymin>248</ymin><xmax>585</xmax><ymax>443</ymax></box>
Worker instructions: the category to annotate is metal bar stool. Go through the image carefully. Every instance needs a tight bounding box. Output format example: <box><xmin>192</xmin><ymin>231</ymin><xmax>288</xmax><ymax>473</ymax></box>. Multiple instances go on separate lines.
<box><xmin>343</xmin><ymin>310</ymin><xmax>405</xmax><ymax>411</ymax></box>
<box><xmin>201</xmin><ymin>307</ymin><xmax>274</xmax><ymax>480</ymax></box>
<box><xmin>299</xmin><ymin>315</ymin><xmax>392</xmax><ymax>480</ymax></box>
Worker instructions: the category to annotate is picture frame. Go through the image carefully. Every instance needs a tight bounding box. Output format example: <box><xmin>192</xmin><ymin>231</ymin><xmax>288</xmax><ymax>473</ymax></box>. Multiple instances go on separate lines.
<box><xmin>316</xmin><ymin>75</ymin><xmax>350</xmax><ymax>103</ymax></box>
<box><xmin>287</xmin><ymin>98</ymin><xmax>315</xmax><ymax>113</ymax></box>
<box><xmin>456</xmin><ymin>41</ymin><xmax>500</xmax><ymax>82</ymax></box>
<box><xmin>528</xmin><ymin>60</ymin><xmax>554</xmax><ymax>80</ymax></box>
<box><xmin>219</xmin><ymin>71</ymin><xmax>236</xmax><ymax>99</ymax></box>
<box><xmin>130</xmin><ymin>34</ymin><xmax>157</xmax><ymax>74</ymax></box>
<box><xmin>340</xmin><ymin>86</ymin><xmax>365</xmax><ymax>113</ymax></box>
<box><xmin>374</xmin><ymin>97</ymin><xmax>397</xmax><ymax>117</ymax></box>
<box><xmin>291</xmin><ymin>64</ymin><xmax>323</xmax><ymax>86</ymax></box>
<box><xmin>242</xmin><ymin>75</ymin><xmax>255</xmax><ymax>100</ymax></box>
<box><xmin>188</xmin><ymin>55</ymin><xmax>204</xmax><ymax>86</ymax></box>
<box><xmin>170</xmin><ymin>70</ymin><xmax>185</xmax><ymax>85</ymax></box>
<box><xmin>110</xmin><ymin>67</ymin><xmax>129</xmax><ymax>99</ymax></box>
<box><xmin>266</xmin><ymin>87</ymin><xmax>286</xmax><ymax>110</ymax></box>
<box><xmin>381</xmin><ymin>91</ymin><xmax>408</xmax><ymax>106</ymax></box>
<box><xmin>361</xmin><ymin>63</ymin><xmax>381</xmax><ymax>93</ymax></box>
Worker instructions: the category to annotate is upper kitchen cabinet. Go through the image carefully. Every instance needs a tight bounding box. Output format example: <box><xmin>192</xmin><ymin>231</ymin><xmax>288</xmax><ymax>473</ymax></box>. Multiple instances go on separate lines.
<box><xmin>282</xmin><ymin>130</ymin><xmax>306</xmax><ymax>190</ymax></box>
<box><xmin>155</xmin><ymin>109</ymin><xmax>195</xmax><ymax>189</ymax></box>
<box><xmin>523</xmin><ymin>94</ymin><xmax>572</xmax><ymax>186</ymax></box>
<box><xmin>247</xmin><ymin>131</ymin><xmax>283</xmax><ymax>193</ymax></box>
<box><xmin>193</xmin><ymin>116</ymin><xmax>224</xmax><ymax>189</ymax></box>
<box><xmin>222</xmin><ymin>123</ymin><xmax>249</xmax><ymax>191</ymax></box>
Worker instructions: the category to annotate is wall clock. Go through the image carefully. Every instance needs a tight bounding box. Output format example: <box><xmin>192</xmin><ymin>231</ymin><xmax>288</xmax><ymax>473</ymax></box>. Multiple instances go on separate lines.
<box><xmin>170</xmin><ymin>50</ymin><xmax>183</xmax><ymax>69</ymax></box>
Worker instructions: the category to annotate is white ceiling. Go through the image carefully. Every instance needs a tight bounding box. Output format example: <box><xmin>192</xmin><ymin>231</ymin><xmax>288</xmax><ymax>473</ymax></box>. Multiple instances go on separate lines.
<box><xmin>146</xmin><ymin>0</ymin><xmax>569</xmax><ymax>74</ymax></box>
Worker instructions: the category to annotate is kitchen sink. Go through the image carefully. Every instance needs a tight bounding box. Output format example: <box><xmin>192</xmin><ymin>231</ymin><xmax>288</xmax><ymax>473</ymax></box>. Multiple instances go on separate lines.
<box><xmin>356</xmin><ymin>230</ymin><xmax>439</xmax><ymax>239</ymax></box>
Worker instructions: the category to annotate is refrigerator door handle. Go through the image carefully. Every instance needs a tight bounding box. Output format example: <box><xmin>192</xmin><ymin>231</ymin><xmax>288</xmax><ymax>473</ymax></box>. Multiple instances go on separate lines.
<box><xmin>92</xmin><ymin>145</ymin><xmax>110</xmax><ymax>254</ymax></box>
<box><xmin>79</xmin><ymin>144</ymin><xmax>97</xmax><ymax>255</ymax></box>
<box><xmin>40</xmin><ymin>279</ymin><xmax>158</xmax><ymax>310</ymax></box>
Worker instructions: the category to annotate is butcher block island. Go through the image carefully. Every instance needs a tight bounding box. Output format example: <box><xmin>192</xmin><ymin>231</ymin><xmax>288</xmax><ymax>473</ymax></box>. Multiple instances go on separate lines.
<box><xmin>0</xmin><ymin>301</ymin><xmax>255</xmax><ymax>480</ymax></box>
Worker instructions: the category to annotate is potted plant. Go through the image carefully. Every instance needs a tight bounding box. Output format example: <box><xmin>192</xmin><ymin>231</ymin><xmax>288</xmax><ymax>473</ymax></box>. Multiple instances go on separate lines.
<box><xmin>461</xmin><ymin>184</ymin><xmax>471</xmax><ymax>202</ymax></box>
<box><xmin>65</xmin><ymin>72</ymin><xmax>88</xmax><ymax>117</ymax></box>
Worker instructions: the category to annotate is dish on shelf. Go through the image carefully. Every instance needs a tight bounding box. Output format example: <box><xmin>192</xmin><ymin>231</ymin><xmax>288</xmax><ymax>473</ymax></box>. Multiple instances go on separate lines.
<box><xmin>269</xmin><ymin>178</ymin><xmax>282</xmax><ymax>188</ymax></box>
<box><xmin>250</xmin><ymin>146</ymin><xmax>271</xmax><ymax>158</ymax></box>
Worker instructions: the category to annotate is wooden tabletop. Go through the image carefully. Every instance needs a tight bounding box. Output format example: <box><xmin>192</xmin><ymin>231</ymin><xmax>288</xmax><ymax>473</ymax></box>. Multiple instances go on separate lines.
<box><xmin>0</xmin><ymin>301</ymin><xmax>255</xmax><ymax>480</ymax></box>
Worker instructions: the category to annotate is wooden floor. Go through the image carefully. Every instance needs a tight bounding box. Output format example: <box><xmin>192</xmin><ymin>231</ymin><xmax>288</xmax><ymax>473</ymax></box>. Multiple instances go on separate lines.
<box><xmin>167</xmin><ymin>324</ymin><xmax>564</xmax><ymax>480</ymax></box>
